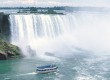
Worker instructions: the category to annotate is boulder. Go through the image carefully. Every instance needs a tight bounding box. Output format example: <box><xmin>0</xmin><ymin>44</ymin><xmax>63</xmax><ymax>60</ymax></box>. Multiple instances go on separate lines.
<box><xmin>7</xmin><ymin>51</ymin><xmax>15</xmax><ymax>57</ymax></box>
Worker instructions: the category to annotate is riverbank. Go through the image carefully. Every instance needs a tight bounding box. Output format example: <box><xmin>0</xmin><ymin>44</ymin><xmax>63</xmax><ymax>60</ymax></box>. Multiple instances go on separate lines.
<box><xmin>0</xmin><ymin>39</ymin><xmax>22</xmax><ymax>60</ymax></box>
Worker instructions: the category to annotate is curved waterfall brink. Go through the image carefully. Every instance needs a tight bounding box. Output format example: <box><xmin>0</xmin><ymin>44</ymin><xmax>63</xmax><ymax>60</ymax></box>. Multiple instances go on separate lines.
<box><xmin>9</xmin><ymin>12</ymin><xmax>110</xmax><ymax>59</ymax></box>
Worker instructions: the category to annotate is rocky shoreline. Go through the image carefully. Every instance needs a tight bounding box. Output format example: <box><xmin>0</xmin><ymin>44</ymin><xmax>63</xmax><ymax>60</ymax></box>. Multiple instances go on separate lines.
<box><xmin>0</xmin><ymin>13</ymin><xmax>22</xmax><ymax>60</ymax></box>
<box><xmin>0</xmin><ymin>39</ymin><xmax>21</xmax><ymax>60</ymax></box>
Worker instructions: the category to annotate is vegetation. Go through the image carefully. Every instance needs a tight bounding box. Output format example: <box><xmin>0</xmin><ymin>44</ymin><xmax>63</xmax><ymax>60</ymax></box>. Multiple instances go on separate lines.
<box><xmin>0</xmin><ymin>13</ymin><xmax>21</xmax><ymax>60</ymax></box>
<box><xmin>0</xmin><ymin>39</ymin><xmax>22</xmax><ymax>60</ymax></box>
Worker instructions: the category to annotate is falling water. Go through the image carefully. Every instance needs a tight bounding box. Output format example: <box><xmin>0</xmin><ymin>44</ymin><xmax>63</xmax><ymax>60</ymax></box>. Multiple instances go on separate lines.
<box><xmin>9</xmin><ymin>12</ymin><xmax>110</xmax><ymax>59</ymax></box>
<box><xmin>9</xmin><ymin>14</ymin><xmax>77</xmax><ymax>58</ymax></box>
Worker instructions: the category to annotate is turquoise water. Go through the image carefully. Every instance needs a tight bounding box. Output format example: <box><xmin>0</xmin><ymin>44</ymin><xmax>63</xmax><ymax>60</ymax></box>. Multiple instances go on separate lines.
<box><xmin>8</xmin><ymin>10</ymin><xmax>110</xmax><ymax>80</ymax></box>
<box><xmin>0</xmin><ymin>53</ymin><xmax>110</xmax><ymax>80</ymax></box>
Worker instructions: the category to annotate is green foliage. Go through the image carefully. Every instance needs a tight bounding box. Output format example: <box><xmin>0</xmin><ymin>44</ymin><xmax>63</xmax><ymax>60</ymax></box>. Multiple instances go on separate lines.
<box><xmin>0</xmin><ymin>39</ymin><xmax>21</xmax><ymax>58</ymax></box>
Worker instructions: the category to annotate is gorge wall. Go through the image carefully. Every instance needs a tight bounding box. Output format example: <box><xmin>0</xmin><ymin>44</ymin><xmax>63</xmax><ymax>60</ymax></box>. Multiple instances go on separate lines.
<box><xmin>0</xmin><ymin>13</ymin><xmax>21</xmax><ymax>60</ymax></box>
<box><xmin>0</xmin><ymin>13</ymin><xmax>10</xmax><ymax>41</ymax></box>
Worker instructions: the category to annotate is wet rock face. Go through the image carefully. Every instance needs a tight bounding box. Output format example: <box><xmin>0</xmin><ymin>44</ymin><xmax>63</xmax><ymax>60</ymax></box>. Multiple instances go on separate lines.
<box><xmin>0</xmin><ymin>39</ymin><xmax>22</xmax><ymax>60</ymax></box>
<box><xmin>0</xmin><ymin>13</ymin><xmax>10</xmax><ymax>41</ymax></box>
<box><xmin>0</xmin><ymin>13</ymin><xmax>21</xmax><ymax>60</ymax></box>
<box><xmin>0</xmin><ymin>52</ymin><xmax>7</xmax><ymax>60</ymax></box>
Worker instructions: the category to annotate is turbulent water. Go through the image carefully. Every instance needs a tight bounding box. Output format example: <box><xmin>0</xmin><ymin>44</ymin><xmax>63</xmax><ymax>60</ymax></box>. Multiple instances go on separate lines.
<box><xmin>9</xmin><ymin>13</ymin><xmax>77</xmax><ymax>59</ymax></box>
<box><xmin>0</xmin><ymin>11</ymin><xmax>110</xmax><ymax>80</ymax></box>
<box><xmin>9</xmin><ymin>12</ymin><xmax>110</xmax><ymax>58</ymax></box>
<box><xmin>1</xmin><ymin>54</ymin><xmax>110</xmax><ymax>80</ymax></box>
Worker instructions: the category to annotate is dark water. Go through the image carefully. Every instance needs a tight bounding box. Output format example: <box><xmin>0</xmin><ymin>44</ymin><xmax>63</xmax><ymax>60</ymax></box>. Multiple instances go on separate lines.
<box><xmin>0</xmin><ymin>53</ymin><xmax>110</xmax><ymax>80</ymax></box>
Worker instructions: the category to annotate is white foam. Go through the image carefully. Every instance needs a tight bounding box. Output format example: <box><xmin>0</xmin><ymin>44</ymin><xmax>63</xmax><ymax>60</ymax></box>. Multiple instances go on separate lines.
<box><xmin>9</xmin><ymin>12</ymin><xmax>110</xmax><ymax>60</ymax></box>
<box><xmin>15</xmin><ymin>72</ymin><xmax>37</xmax><ymax>76</ymax></box>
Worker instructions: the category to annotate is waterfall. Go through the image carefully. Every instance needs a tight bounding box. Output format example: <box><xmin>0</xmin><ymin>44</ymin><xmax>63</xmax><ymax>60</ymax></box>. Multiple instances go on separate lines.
<box><xmin>9</xmin><ymin>12</ymin><xmax>110</xmax><ymax>59</ymax></box>
<box><xmin>9</xmin><ymin>14</ymin><xmax>77</xmax><ymax>58</ymax></box>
